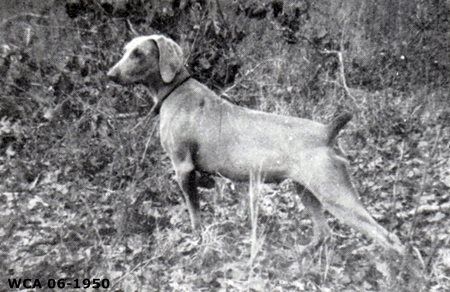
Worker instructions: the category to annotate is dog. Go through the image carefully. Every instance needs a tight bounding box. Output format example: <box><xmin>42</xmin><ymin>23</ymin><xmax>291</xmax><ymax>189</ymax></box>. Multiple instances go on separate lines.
<box><xmin>107</xmin><ymin>34</ymin><xmax>405</xmax><ymax>254</ymax></box>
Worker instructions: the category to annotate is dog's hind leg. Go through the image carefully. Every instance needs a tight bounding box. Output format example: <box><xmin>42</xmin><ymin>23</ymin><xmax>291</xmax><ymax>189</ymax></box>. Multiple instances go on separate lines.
<box><xmin>172</xmin><ymin>146</ymin><xmax>200</xmax><ymax>232</ymax></box>
<box><xmin>295</xmin><ymin>151</ymin><xmax>405</xmax><ymax>254</ymax></box>
<box><xmin>295</xmin><ymin>183</ymin><xmax>332</xmax><ymax>248</ymax></box>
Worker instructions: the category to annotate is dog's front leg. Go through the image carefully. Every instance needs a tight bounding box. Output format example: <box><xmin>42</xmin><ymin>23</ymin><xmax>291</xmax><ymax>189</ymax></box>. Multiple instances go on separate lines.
<box><xmin>172</xmin><ymin>148</ymin><xmax>200</xmax><ymax>232</ymax></box>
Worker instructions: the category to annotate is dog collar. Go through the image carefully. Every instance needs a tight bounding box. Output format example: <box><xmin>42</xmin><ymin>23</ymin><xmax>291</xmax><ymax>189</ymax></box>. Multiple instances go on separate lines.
<box><xmin>151</xmin><ymin>74</ymin><xmax>191</xmax><ymax>116</ymax></box>
<box><xmin>160</xmin><ymin>74</ymin><xmax>191</xmax><ymax>104</ymax></box>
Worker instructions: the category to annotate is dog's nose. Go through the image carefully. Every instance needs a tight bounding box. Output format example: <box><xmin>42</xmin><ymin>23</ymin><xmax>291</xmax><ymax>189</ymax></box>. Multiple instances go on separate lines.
<box><xmin>107</xmin><ymin>68</ymin><xmax>120</xmax><ymax>82</ymax></box>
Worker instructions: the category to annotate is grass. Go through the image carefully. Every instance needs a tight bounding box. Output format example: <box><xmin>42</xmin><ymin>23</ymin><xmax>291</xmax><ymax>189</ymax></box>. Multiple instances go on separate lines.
<box><xmin>0</xmin><ymin>2</ymin><xmax>449</xmax><ymax>291</ymax></box>
<box><xmin>2</xmin><ymin>89</ymin><xmax>448</xmax><ymax>291</ymax></box>
<box><xmin>95</xmin><ymin>83</ymin><xmax>448</xmax><ymax>291</ymax></box>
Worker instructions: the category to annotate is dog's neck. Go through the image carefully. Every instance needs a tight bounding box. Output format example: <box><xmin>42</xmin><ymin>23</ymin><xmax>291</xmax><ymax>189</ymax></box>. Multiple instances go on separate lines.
<box><xmin>145</xmin><ymin>68</ymin><xmax>191</xmax><ymax>116</ymax></box>
<box><xmin>159</xmin><ymin>69</ymin><xmax>191</xmax><ymax>103</ymax></box>
<box><xmin>145</xmin><ymin>68</ymin><xmax>190</xmax><ymax>100</ymax></box>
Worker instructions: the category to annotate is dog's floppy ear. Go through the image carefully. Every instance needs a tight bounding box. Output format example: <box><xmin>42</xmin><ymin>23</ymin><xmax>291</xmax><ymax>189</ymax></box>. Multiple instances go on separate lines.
<box><xmin>150</xmin><ymin>35</ymin><xmax>184</xmax><ymax>83</ymax></box>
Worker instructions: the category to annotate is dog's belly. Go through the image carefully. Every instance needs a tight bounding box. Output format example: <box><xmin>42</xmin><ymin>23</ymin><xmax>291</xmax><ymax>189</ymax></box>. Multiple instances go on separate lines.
<box><xmin>195</xmin><ymin>143</ymin><xmax>290</xmax><ymax>183</ymax></box>
<box><xmin>199</xmin><ymin>163</ymin><xmax>287</xmax><ymax>183</ymax></box>
<box><xmin>212</xmin><ymin>166</ymin><xmax>287</xmax><ymax>183</ymax></box>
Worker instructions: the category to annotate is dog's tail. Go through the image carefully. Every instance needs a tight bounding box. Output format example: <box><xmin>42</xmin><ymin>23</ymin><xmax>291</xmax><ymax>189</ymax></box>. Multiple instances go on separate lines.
<box><xmin>327</xmin><ymin>112</ymin><xmax>352</xmax><ymax>145</ymax></box>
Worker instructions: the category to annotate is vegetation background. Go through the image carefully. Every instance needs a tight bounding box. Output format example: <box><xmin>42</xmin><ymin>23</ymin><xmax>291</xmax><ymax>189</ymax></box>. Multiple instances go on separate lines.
<box><xmin>0</xmin><ymin>0</ymin><xmax>448</xmax><ymax>291</ymax></box>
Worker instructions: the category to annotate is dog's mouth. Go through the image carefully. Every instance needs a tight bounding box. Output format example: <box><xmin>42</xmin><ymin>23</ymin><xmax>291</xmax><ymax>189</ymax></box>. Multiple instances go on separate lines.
<box><xmin>107</xmin><ymin>71</ymin><xmax>144</xmax><ymax>87</ymax></box>
<box><xmin>107</xmin><ymin>72</ymin><xmax>123</xmax><ymax>84</ymax></box>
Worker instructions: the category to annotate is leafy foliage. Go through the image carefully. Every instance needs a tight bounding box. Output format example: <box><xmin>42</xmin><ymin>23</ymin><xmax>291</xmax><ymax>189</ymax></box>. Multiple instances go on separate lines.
<box><xmin>0</xmin><ymin>0</ymin><xmax>449</xmax><ymax>291</ymax></box>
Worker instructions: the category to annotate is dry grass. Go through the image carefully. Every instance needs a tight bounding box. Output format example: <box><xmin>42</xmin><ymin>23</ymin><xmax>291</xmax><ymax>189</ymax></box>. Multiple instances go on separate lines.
<box><xmin>1</xmin><ymin>1</ymin><xmax>448</xmax><ymax>291</ymax></box>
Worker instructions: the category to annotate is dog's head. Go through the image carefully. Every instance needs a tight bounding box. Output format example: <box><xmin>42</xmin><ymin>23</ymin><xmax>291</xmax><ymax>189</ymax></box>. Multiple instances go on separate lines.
<box><xmin>107</xmin><ymin>35</ymin><xmax>184</xmax><ymax>85</ymax></box>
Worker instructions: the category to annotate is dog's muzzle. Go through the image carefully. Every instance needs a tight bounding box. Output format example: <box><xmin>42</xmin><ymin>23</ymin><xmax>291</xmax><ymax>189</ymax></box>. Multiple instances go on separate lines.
<box><xmin>107</xmin><ymin>68</ymin><xmax>121</xmax><ymax>83</ymax></box>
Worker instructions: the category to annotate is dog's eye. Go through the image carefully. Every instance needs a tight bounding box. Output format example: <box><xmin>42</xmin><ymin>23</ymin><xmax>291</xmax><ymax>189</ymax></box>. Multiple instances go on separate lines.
<box><xmin>131</xmin><ymin>49</ymin><xmax>143</xmax><ymax>59</ymax></box>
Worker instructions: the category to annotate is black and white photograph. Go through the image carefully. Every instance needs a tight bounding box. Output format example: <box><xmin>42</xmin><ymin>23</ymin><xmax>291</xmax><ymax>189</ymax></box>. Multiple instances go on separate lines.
<box><xmin>0</xmin><ymin>0</ymin><xmax>449</xmax><ymax>291</ymax></box>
